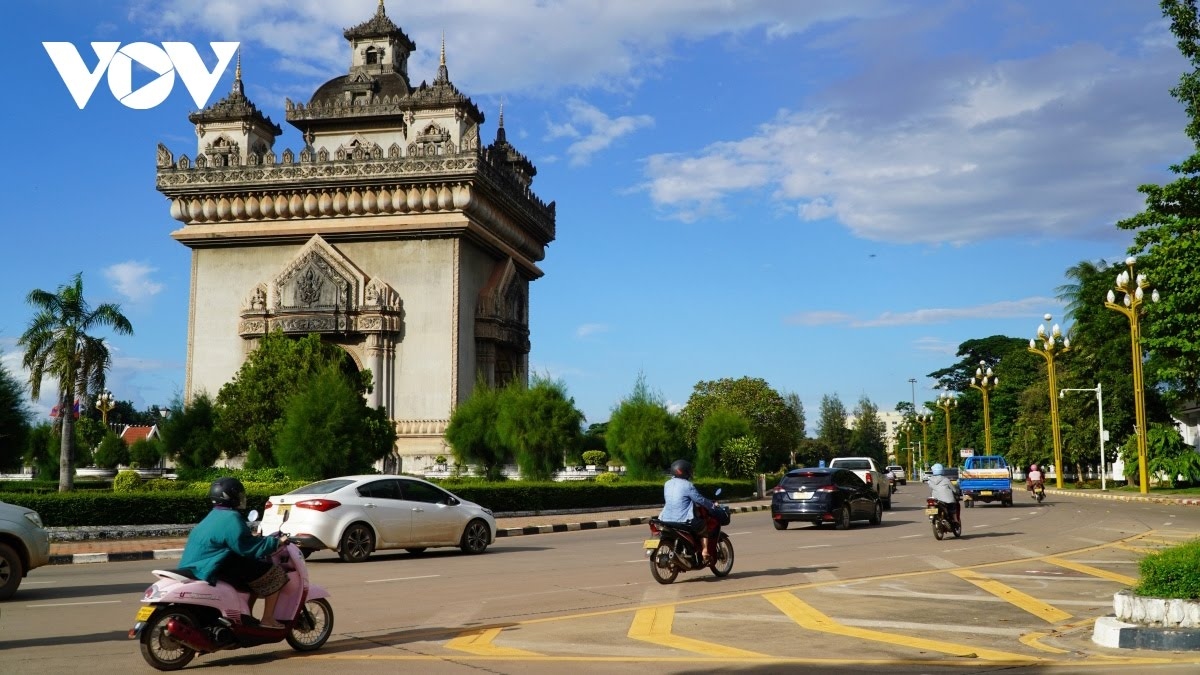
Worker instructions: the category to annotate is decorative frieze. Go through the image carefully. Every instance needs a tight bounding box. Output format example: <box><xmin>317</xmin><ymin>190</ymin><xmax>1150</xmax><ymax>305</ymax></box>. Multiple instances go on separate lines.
<box><xmin>393</xmin><ymin>418</ymin><xmax>450</xmax><ymax>436</ymax></box>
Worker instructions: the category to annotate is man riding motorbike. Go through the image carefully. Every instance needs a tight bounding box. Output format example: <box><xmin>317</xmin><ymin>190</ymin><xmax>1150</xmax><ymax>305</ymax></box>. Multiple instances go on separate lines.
<box><xmin>658</xmin><ymin>459</ymin><xmax>716</xmax><ymax>564</ymax></box>
<box><xmin>927</xmin><ymin>463</ymin><xmax>961</xmax><ymax>526</ymax></box>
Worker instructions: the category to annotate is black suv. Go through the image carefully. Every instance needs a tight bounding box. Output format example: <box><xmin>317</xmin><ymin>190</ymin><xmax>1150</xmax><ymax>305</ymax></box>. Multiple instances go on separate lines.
<box><xmin>770</xmin><ymin>468</ymin><xmax>882</xmax><ymax>530</ymax></box>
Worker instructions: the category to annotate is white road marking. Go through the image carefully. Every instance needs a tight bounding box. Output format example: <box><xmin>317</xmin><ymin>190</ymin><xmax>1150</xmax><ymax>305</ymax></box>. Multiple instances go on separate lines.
<box><xmin>796</xmin><ymin>544</ymin><xmax>831</xmax><ymax>550</ymax></box>
<box><xmin>805</xmin><ymin>569</ymin><xmax>839</xmax><ymax>583</ymax></box>
<box><xmin>972</xmin><ymin>524</ymin><xmax>988</xmax><ymax>528</ymax></box>
<box><xmin>365</xmin><ymin>574</ymin><xmax>440</xmax><ymax>583</ymax></box>
<box><xmin>898</xmin><ymin>534</ymin><xmax>924</xmax><ymax>539</ymax></box>
<box><xmin>28</xmin><ymin>600</ymin><xmax>122</xmax><ymax>608</ymax></box>
<box><xmin>729</xmin><ymin>531</ymin><xmax>753</xmax><ymax>535</ymax></box>
<box><xmin>922</xmin><ymin>556</ymin><xmax>958</xmax><ymax>569</ymax></box>
<box><xmin>19</xmin><ymin>580</ymin><xmax>57</xmax><ymax>586</ymax></box>
<box><xmin>625</xmin><ymin>559</ymin><xmax>648</xmax><ymax>563</ymax></box>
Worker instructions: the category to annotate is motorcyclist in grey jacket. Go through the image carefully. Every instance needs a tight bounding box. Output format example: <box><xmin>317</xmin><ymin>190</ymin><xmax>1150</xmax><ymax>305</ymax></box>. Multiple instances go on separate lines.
<box><xmin>927</xmin><ymin>463</ymin><xmax>961</xmax><ymax>525</ymax></box>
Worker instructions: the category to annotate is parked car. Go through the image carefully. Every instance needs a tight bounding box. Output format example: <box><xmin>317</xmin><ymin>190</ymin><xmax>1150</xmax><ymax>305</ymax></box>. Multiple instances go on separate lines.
<box><xmin>886</xmin><ymin>465</ymin><xmax>907</xmax><ymax>486</ymax></box>
<box><xmin>0</xmin><ymin>500</ymin><xmax>50</xmax><ymax>600</ymax></box>
<box><xmin>260</xmin><ymin>475</ymin><xmax>497</xmax><ymax>562</ymax></box>
<box><xmin>770</xmin><ymin>468</ymin><xmax>883</xmax><ymax>530</ymax></box>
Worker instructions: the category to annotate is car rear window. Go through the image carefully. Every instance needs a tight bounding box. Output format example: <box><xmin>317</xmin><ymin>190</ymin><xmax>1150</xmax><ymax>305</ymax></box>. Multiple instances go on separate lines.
<box><xmin>780</xmin><ymin>472</ymin><xmax>832</xmax><ymax>489</ymax></box>
<box><xmin>832</xmin><ymin>460</ymin><xmax>870</xmax><ymax>470</ymax></box>
<box><xmin>287</xmin><ymin>479</ymin><xmax>355</xmax><ymax>495</ymax></box>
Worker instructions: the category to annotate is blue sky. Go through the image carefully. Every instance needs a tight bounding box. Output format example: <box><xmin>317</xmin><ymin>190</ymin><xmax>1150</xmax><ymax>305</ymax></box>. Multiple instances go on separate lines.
<box><xmin>0</xmin><ymin>0</ymin><xmax>1191</xmax><ymax>430</ymax></box>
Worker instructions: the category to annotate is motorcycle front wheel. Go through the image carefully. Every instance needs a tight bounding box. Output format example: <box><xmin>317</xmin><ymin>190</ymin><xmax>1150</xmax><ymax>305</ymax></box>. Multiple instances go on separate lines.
<box><xmin>649</xmin><ymin>542</ymin><xmax>679</xmax><ymax>585</ymax></box>
<box><xmin>139</xmin><ymin>606</ymin><xmax>199</xmax><ymax>671</ymax></box>
<box><xmin>952</xmin><ymin>520</ymin><xmax>962</xmax><ymax>538</ymax></box>
<box><xmin>931</xmin><ymin>518</ymin><xmax>945</xmax><ymax>540</ymax></box>
<box><xmin>710</xmin><ymin>535</ymin><xmax>734</xmax><ymax>577</ymax></box>
<box><xmin>287</xmin><ymin>598</ymin><xmax>334</xmax><ymax>651</ymax></box>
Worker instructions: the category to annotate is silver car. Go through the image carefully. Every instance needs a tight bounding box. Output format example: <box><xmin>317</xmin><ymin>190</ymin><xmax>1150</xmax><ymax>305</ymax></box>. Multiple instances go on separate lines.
<box><xmin>0</xmin><ymin>500</ymin><xmax>51</xmax><ymax>600</ymax></box>
<box><xmin>260</xmin><ymin>475</ymin><xmax>497</xmax><ymax>562</ymax></box>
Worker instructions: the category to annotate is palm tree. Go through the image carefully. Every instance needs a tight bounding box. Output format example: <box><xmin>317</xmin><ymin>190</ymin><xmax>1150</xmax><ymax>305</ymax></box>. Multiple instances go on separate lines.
<box><xmin>18</xmin><ymin>273</ymin><xmax>133</xmax><ymax>491</ymax></box>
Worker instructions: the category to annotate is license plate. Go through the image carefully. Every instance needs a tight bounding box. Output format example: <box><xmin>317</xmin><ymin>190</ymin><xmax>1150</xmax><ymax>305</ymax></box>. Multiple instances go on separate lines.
<box><xmin>924</xmin><ymin>508</ymin><xmax>939</xmax><ymax>516</ymax></box>
<box><xmin>277</xmin><ymin>504</ymin><xmax>291</xmax><ymax>516</ymax></box>
<box><xmin>135</xmin><ymin>605</ymin><xmax>155</xmax><ymax>622</ymax></box>
<box><xmin>790</xmin><ymin>491</ymin><xmax>813</xmax><ymax>500</ymax></box>
<box><xmin>643</xmin><ymin>539</ymin><xmax>660</xmax><ymax>550</ymax></box>
<box><xmin>980</xmin><ymin>491</ymin><xmax>993</xmax><ymax>496</ymax></box>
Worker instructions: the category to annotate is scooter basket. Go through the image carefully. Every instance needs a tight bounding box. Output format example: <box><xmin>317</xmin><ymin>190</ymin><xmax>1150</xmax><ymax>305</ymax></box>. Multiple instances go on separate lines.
<box><xmin>711</xmin><ymin>505</ymin><xmax>731</xmax><ymax>526</ymax></box>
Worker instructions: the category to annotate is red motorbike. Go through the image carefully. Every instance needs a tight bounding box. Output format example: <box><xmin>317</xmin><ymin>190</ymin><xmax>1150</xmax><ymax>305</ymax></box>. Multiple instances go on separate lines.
<box><xmin>644</xmin><ymin>490</ymin><xmax>734</xmax><ymax>584</ymax></box>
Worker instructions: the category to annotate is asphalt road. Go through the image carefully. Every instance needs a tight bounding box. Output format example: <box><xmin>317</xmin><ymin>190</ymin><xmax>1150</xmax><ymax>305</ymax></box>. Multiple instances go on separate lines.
<box><xmin>3</xmin><ymin>488</ymin><xmax>1199</xmax><ymax>674</ymax></box>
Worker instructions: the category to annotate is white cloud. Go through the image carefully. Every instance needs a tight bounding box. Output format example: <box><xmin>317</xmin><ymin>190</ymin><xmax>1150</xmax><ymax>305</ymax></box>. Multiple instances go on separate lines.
<box><xmin>104</xmin><ymin>261</ymin><xmax>164</xmax><ymax>304</ymax></box>
<box><xmin>912</xmin><ymin>337</ymin><xmax>959</xmax><ymax>355</ymax></box>
<box><xmin>786</xmin><ymin>296</ymin><xmax>1060</xmax><ymax>328</ymax></box>
<box><xmin>548</xmin><ymin>99</ymin><xmax>653</xmax><ymax>166</ymax></box>
<box><xmin>576</xmin><ymin>323</ymin><xmax>610</xmax><ymax>338</ymax></box>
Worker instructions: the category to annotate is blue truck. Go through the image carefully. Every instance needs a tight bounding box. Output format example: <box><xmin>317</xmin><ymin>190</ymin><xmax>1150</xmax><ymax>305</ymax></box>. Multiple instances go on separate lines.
<box><xmin>958</xmin><ymin>455</ymin><xmax>1013</xmax><ymax>507</ymax></box>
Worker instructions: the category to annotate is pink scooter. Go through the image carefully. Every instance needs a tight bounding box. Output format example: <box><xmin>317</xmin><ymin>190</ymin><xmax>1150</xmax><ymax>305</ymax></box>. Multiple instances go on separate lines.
<box><xmin>129</xmin><ymin>510</ymin><xmax>334</xmax><ymax>671</ymax></box>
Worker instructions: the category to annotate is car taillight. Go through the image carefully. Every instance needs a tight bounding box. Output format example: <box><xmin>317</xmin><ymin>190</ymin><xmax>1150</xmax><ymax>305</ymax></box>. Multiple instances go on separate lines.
<box><xmin>264</xmin><ymin>500</ymin><xmax>274</xmax><ymax>509</ymax></box>
<box><xmin>865</xmin><ymin>473</ymin><xmax>873</xmax><ymax>484</ymax></box>
<box><xmin>296</xmin><ymin>499</ymin><xmax>341</xmax><ymax>512</ymax></box>
<box><xmin>772</xmin><ymin>485</ymin><xmax>786</xmax><ymax>493</ymax></box>
<box><xmin>817</xmin><ymin>485</ymin><xmax>837</xmax><ymax>492</ymax></box>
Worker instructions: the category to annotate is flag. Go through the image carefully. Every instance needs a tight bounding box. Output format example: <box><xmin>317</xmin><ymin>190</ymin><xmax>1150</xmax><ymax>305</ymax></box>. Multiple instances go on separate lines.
<box><xmin>50</xmin><ymin>399</ymin><xmax>81</xmax><ymax>419</ymax></box>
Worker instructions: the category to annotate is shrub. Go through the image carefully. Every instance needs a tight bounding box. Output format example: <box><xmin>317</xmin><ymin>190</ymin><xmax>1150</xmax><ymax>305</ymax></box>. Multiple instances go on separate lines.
<box><xmin>594</xmin><ymin>471</ymin><xmax>620</xmax><ymax>483</ymax></box>
<box><xmin>143</xmin><ymin>478</ymin><xmax>187</xmax><ymax>491</ymax></box>
<box><xmin>92</xmin><ymin>432</ymin><xmax>128</xmax><ymax>469</ymax></box>
<box><xmin>112</xmin><ymin>469</ymin><xmax>142</xmax><ymax>493</ymax></box>
<box><xmin>696</xmin><ymin>407</ymin><xmax>752</xmax><ymax>478</ymax></box>
<box><xmin>1135</xmin><ymin>537</ymin><xmax>1200</xmax><ymax>599</ymax></box>
<box><xmin>720</xmin><ymin>436</ymin><xmax>760</xmax><ymax>479</ymax></box>
<box><xmin>582</xmin><ymin>450</ymin><xmax>607</xmax><ymax>466</ymax></box>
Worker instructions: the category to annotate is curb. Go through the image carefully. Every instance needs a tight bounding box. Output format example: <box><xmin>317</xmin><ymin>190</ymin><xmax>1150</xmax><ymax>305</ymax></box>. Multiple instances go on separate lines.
<box><xmin>1093</xmin><ymin>615</ymin><xmax>1200</xmax><ymax>650</ymax></box>
<box><xmin>48</xmin><ymin>503</ymin><xmax>773</xmax><ymax>565</ymax></box>
<box><xmin>1044</xmin><ymin>489</ymin><xmax>1200</xmax><ymax>506</ymax></box>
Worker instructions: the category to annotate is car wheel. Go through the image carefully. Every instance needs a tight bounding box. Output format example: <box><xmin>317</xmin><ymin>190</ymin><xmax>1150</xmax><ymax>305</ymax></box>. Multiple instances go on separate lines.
<box><xmin>882</xmin><ymin>493</ymin><xmax>892</xmax><ymax>510</ymax></box>
<box><xmin>338</xmin><ymin>523</ymin><xmax>374</xmax><ymax>562</ymax></box>
<box><xmin>0</xmin><ymin>542</ymin><xmax>24</xmax><ymax>601</ymax></box>
<box><xmin>773</xmin><ymin>520</ymin><xmax>788</xmax><ymax>530</ymax></box>
<box><xmin>459</xmin><ymin>519</ymin><xmax>491</xmax><ymax>554</ymax></box>
<box><xmin>835</xmin><ymin>505</ymin><xmax>852</xmax><ymax>530</ymax></box>
<box><xmin>868</xmin><ymin>501</ymin><xmax>882</xmax><ymax>526</ymax></box>
<box><xmin>404</xmin><ymin>547</ymin><xmax>427</xmax><ymax>555</ymax></box>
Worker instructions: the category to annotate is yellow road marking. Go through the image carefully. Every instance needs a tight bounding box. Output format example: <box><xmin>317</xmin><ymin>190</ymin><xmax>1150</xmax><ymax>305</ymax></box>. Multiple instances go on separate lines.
<box><xmin>763</xmin><ymin>591</ymin><xmax>1040</xmax><ymax>662</ymax></box>
<box><xmin>444</xmin><ymin>627</ymin><xmax>540</xmax><ymax>656</ymax></box>
<box><xmin>1044</xmin><ymin>557</ymin><xmax>1138</xmax><ymax>585</ymax></box>
<box><xmin>1020</xmin><ymin>618</ymin><xmax>1097</xmax><ymax>654</ymax></box>
<box><xmin>628</xmin><ymin>606</ymin><xmax>766</xmax><ymax>657</ymax></box>
<box><xmin>1113</xmin><ymin>543</ymin><xmax>1156</xmax><ymax>554</ymax></box>
<box><xmin>950</xmin><ymin>569</ymin><xmax>1072</xmax><ymax>623</ymax></box>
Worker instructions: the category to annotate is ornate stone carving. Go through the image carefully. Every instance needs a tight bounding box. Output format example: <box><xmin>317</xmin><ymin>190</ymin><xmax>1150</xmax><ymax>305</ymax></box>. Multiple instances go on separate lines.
<box><xmin>245</xmin><ymin>283</ymin><xmax>267</xmax><ymax>311</ymax></box>
<box><xmin>157</xmin><ymin>143</ymin><xmax>174</xmax><ymax>168</ymax></box>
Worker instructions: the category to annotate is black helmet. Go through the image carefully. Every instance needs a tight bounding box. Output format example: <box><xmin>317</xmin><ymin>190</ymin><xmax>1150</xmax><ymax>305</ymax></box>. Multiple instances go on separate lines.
<box><xmin>209</xmin><ymin>477</ymin><xmax>247</xmax><ymax>509</ymax></box>
<box><xmin>670</xmin><ymin>459</ymin><xmax>693</xmax><ymax>480</ymax></box>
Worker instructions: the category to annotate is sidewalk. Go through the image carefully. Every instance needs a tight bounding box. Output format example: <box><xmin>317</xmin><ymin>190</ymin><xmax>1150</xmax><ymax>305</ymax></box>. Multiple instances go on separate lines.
<box><xmin>47</xmin><ymin>498</ymin><xmax>775</xmax><ymax>565</ymax></box>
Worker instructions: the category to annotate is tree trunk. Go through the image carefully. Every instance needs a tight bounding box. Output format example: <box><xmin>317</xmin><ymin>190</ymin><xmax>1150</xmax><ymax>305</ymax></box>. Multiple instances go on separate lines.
<box><xmin>58</xmin><ymin>391</ymin><xmax>74</xmax><ymax>492</ymax></box>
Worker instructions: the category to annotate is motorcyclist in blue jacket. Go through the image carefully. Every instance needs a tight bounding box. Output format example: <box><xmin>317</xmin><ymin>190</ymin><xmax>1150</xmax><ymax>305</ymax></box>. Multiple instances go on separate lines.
<box><xmin>659</xmin><ymin>459</ymin><xmax>716</xmax><ymax>563</ymax></box>
<box><xmin>927</xmin><ymin>463</ymin><xmax>962</xmax><ymax>525</ymax></box>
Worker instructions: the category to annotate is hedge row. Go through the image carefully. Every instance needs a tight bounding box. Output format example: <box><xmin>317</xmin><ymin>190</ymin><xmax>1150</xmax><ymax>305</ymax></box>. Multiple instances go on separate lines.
<box><xmin>1135</xmin><ymin>537</ymin><xmax>1200</xmax><ymax>599</ymax></box>
<box><xmin>0</xmin><ymin>478</ymin><xmax>754</xmax><ymax>527</ymax></box>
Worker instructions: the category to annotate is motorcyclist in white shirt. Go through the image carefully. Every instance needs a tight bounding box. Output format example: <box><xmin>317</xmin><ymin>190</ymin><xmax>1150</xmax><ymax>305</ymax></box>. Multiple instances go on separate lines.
<box><xmin>927</xmin><ymin>463</ymin><xmax>961</xmax><ymax>525</ymax></box>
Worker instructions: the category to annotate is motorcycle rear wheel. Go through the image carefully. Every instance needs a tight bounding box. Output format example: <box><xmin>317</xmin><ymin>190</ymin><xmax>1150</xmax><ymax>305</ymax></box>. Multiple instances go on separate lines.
<box><xmin>139</xmin><ymin>606</ymin><xmax>200</xmax><ymax>671</ymax></box>
<box><xmin>710</xmin><ymin>535</ymin><xmax>734</xmax><ymax>577</ymax></box>
<box><xmin>287</xmin><ymin>598</ymin><xmax>334</xmax><ymax>651</ymax></box>
<box><xmin>649</xmin><ymin>542</ymin><xmax>679</xmax><ymax>585</ymax></box>
<box><xmin>932</xmin><ymin>518</ymin><xmax>945</xmax><ymax>540</ymax></box>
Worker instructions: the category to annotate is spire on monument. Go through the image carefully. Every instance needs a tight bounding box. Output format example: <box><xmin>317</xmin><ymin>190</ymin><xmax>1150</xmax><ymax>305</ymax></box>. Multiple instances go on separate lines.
<box><xmin>434</xmin><ymin>31</ymin><xmax>450</xmax><ymax>85</ymax></box>
<box><xmin>232</xmin><ymin>48</ymin><xmax>243</xmax><ymax>96</ymax></box>
<box><xmin>496</xmin><ymin>99</ymin><xmax>507</xmax><ymax>144</ymax></box>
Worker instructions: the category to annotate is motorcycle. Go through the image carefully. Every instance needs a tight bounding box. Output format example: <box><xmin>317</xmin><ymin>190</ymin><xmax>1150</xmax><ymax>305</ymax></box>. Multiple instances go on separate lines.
<box><xmin>130</xmin><ymin>510</ymin><xmax>334</xmax><ymax>671</ymax></box>
<box><xmin>644</xmin><ymin>489</ymin><xmax>734</xmax><ymax>584</ymax></box>
<box><xmin>1030</xmin><ymin>482</ymin><xmax>1046</xmax><ymax>503</ymax></box>
<box><xmin>925</xmin><ymin>498</ymin><xmax>962</xmax><ymax>540</ymax></box>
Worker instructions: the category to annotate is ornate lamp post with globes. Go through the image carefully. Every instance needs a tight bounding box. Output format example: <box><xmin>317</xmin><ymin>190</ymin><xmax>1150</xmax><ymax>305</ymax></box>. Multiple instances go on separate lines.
<box><xmin>95</xmin><ymin>390</ymin><xmax>115</xmax><ymax>427</ymax></box>
<box><xmin>1104</xmin><ymin>256</ymin><xmax>1160</xmax><ymax>494</ymax></box>
<box><xmin>1029</xmin><ymin>314</ymin><xmax>1070</xmax><ymax>488</ymax></box>
<box><xmin>969</xmin><ymin>362</ymin><xmax>998</xmax><ymax>457</ymax></box>
<box><xmin>935</xmin><ymin>389</ymin><xmax>957</xmax><ymax>467</ymax></box>
<box><xmin>915</xmin><ymin>412</ymin><xmax>932</xmax><ymax>473</ymax></box>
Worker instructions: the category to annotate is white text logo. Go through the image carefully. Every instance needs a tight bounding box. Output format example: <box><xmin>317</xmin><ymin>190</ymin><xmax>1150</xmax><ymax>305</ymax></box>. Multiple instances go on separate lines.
<box><xmin>43</xmin><ymin>42</ymin><xmax>240</xmax><ymax>110</ymax></box>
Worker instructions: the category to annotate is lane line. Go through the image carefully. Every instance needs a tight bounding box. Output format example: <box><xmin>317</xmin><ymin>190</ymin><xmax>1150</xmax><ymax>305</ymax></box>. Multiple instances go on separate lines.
<box><xmin>444</xmin><ymin>627</ymin><xmax>540</xmax><ymax>656</ymax></box>
<box><xmin>1043</xmin><ymin>558</ymin><xmax>1137</xmax><ymax>586</ymax></box>
<box><xmin>366</xmin><ymin>574</ymin><xmax>440</xmax><ymax>583</ymax></box>
<box><xmin>628</xmin><ymin>606</ymin><xmax>766</xmax><ymax>657</ymax></box>
<box><xmin>27</xmin><ymin>600</ymin><xmax>121</xmax><ymax>608</ymax></box>
<box><xmin>796</xmin><ymin>544</ymin><xmax>831</xmax><ymax>550</ymax></box>
<box><xmin>950</xmin><ymin>570</ymin><xmax>1072</xmax><ymax>623</ymax></box>
<box><xmin>763</xmin><ymin>591</ymin><xmax>1039</xmax><ymax>662</ymax></box>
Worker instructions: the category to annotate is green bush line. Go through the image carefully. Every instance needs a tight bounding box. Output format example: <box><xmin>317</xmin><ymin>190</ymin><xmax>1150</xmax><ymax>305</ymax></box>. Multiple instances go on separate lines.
<box><xmin>0</xmin><ymin>479</ymin><xmax>754</xmax><ymax>527</ymax></box>
<box><xmin>1135</xmin><ymin>537</ymin><xmax>1200</xmax><ymax>600</ymax></box>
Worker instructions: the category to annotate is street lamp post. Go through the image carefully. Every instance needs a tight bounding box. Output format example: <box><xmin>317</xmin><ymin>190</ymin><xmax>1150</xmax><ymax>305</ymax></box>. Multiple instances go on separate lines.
<box><xmin>1029</xmin><ymin>314</ymin><xmax>1070</xmax><ymax>489</ymax></box>
<box><xmin>1060</xmin><ymin>384</ymin><xmax>1106</xmax><ymax>491</ymax></box>
<box><xmin>1104</xmin><ymin>256</ymin><xmax>1159</xmax><ymax>494</ymax></box>
<box><xmin>935</xmin><ymin>389</ymin><xmax>957</xmax><ymax>467</ymax></box>
<box><xmin>969</xmin><ymin>362</ymin><xmax>998</xmax><ymax>457</ymax></box>
<box><xmin>95</xmin><ymin>390</ymin><xmax>115</xmax><ymax>427</ymax></box>
<box><xmin>916</xmin><ymin>412</ymin><xmax>932</xmax><ymax>473</ymax></box>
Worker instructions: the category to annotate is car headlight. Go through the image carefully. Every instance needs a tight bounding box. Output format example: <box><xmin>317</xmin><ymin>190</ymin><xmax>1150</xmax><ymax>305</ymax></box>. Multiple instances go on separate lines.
<box><xmin>24</xmin><ymin>511</ymin><xmax>44</xmax><ymax>529</ymax></box>
<box><xmin>482</xmin><ymin>508</ymin><xmax>493</xmax><ymax>516</ymax></box>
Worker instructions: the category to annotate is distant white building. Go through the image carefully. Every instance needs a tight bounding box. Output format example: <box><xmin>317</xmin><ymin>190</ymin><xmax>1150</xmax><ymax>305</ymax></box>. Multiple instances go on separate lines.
<box><xmin>845</xmin><ymin>410</ymin><xmax>907</xmax><ymax>461</ymax></box>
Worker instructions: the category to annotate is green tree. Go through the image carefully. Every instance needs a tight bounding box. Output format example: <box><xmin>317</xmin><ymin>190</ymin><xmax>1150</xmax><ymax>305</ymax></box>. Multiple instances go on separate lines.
<box><xmin>275</xmin><ymin>365</ymin><xmax>396</xmax><ymax>480</ymax></box>
<box><xmin>696</xmin><ymin>407</ymin><xmax>752</xmax><ymax>478</ymax></box>
<box><xmin>215</xmin><ymin>331</ymin><xmax>364</xmax><ymax>467</ymax></box>
<box><xmin>605</xmin><ymin>374</ymin><xmax>683</xmax><ymax>480</ymax></box>
<box><xmin>1119</xmin><ymin>422</ymin><xmax>1200</xmax><ymax>487</ymax></box>
<box><xmin>849</xmin><ymin>395</ymin><xmax>888</xmax><ymax>466</ymax></box>
<box><xmin>159</xmin><ymin>393</ymin><xmax>223</xmax><ymax>471</ymax></box>
<box><xmin>497</xmin><ymin>375</ymin><xmax>583</xmax><ymax>481</ymax></box>
<box><xmin>18</xmin><ymin>272</ymin><xmax>133</xmax><ymax>491</ymax></box>
<box><xmin>678</xmin><ymin>377</ymin><xmax>800</xmax><ymax>471</ymax></box>
<box><xmin>128</xmin><ymin>437</ymin><xmax>162</xmax><ymax>469</ymax></box>
<box><xmin>0</xmin><ymin>355</ymin><xmax>31</xmax><ymax>472</ymax></box>
<box><xmin>444</xmin><ymin>381</ymin><xmax>508</xmax><ymax>480</ymax></box>
<box><xmin>1115</xmin><ymin>0</ymin><xmax>1200</xmax><ymax>407</ymax></box>
<box><xmin>720</xmin><ymin>436</ymin><xmax>760</xmax><ymax>479</ymax></box>
<box><xmin>24</xmin><ymin>423</ymin><xmax>57</xmax><ymax>479</ymax></box>
<box><xmin>816</xmin><ymin>394</ymin><xmax>851</xmax><ymax>453</ymax></box>
<box><xmin>782</xmin><ymin>391</ymin><xmax>807</xmax><ymax>440</ymax></box>
<box><xmin>92</xmin><ymin>432</ymin><xmax>128</xmax><ymax>469</ymax></box>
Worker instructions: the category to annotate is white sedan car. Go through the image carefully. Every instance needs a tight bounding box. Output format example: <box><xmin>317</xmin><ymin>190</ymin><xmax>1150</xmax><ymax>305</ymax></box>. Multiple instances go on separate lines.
<box><xmin>260</xmin><ymin>475</ymin><xmax>496</xmax><ymax>562</ymax></box>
